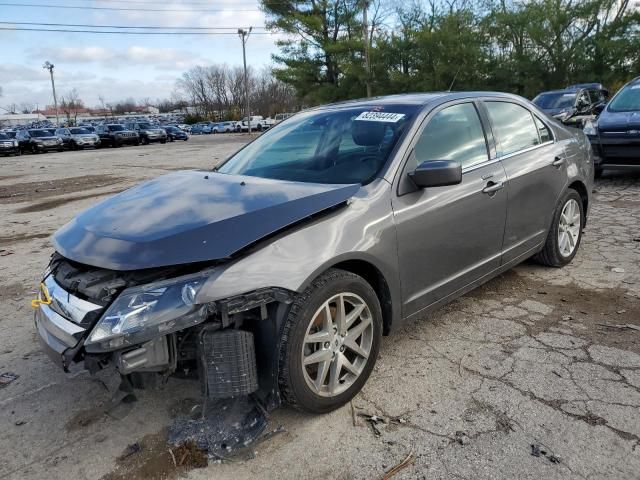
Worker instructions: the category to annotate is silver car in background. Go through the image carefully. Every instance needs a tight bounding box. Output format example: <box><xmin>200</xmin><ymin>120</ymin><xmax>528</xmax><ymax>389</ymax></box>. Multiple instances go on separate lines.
<box><xmin>34</xmin><ymin>92</ymin><xmax>593</xmax><ymax>416</ymax></box>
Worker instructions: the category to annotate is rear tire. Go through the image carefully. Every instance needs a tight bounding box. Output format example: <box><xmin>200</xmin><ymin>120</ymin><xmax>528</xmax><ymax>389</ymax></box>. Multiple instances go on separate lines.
<box><xmin>534</xmin><ymin>189</ymin><xmax>584</xmax><ymax>267</ymax></box>
<box><xmin>278</xmin><ymin>268</ymin><xmax>382</xmax><ymax>414</ymax></box>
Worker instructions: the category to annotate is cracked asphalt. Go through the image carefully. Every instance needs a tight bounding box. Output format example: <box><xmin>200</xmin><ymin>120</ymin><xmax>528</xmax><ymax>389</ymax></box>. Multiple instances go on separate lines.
<box><xmin>0</xmin><ymin>136</ymin><xmax>638</xmax><ymax>480</ymax></box>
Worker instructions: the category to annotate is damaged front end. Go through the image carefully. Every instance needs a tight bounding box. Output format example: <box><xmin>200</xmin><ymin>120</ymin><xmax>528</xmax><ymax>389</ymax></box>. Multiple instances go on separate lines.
<box><xmin>33</xmin><ymin>254</ymin><xmax>294</xmax><ymax>413</ymax></box>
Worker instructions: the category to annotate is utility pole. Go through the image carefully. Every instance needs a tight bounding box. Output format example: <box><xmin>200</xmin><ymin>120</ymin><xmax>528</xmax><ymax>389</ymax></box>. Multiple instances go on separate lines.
<box><xmin>362</xmin><ymin>0</ymin><xmax>371</xmax><ymax>97</ymax></box>
<box><xmin>42</xmin><ymin>61</ymin><xmax>59</xmax><ymax>126</ymax></box>
<box><xmin>238</xmin><ymin>27</ymin><xmax>252</xmax><ymax>134</ymax></box>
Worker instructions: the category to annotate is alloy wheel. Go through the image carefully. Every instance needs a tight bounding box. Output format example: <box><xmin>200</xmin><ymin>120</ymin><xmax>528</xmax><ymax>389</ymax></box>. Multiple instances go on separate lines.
<box><xmin>558</xmin><ymin>198</ymin><xmax>581</xmax><ymax>257</ymax></box>
<box><xmin>301</xmin><ymin>292</ymin><xmax>373</xmax><ymax>397</ymax></box>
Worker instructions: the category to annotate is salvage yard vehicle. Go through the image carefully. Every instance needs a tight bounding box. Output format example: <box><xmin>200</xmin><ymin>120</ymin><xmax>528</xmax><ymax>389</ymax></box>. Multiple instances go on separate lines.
<box><xmin>162</xmin><ymin>125</ymin><xmax>188</xmax><ymax>142</ymax></box>
<box><xmin>0</xmin><ymin>132</ymin><xmax>21</xmax><ymax>156</ymax></box>
<box><xmin>237</xmin><ymin>115</ymin><xmax>275</xmax><ymax>132</ymax></box>
<box><xmin>56</xmin><ymin>127</ymin><xmax>101</xmax><ymax>150</ymax></box>
<box><xmin>584</xmin><ymin>76</ymin><xmax>640</xmax><ymax>177</ymax></box>
<box><xmin>96</xmin><ymin>124</ymin><xmax>140</xmax><ymax>148</ymax></box>
<box><xmin>33</xmin><ymin>92</ymin><xmax>592</xmax><ymax>416</ymax></box>
<box><xmin>532</xmin><ymin>83</ymin><xmax>607</xmax><ymax>127</ymax></box>
<box><xmin>23</xmin><ymin>128</ymin><xmax>64</xmax><ymax>153</ymax></box>
<box><xmin>124</xmin><ymin>121</ymin><xmax>168</xmax><ymax>145</ymax></box>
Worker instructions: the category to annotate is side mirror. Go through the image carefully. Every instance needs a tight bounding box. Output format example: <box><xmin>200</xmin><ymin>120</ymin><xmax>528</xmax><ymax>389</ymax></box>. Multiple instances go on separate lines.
<box><xmin>593</xmin><ymin>103</ymin><xmax>606</xmax><ymax>116</ymax></box>
<box><xmin>408</xmin><ymin>160</ymin><xmax>462</xmax><ymax>188</ymax></box>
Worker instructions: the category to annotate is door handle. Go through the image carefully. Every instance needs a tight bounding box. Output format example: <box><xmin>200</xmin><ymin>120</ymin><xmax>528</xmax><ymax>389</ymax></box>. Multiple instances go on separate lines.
<box><xmin>482</xmin><ymin>181</ymin><xmax>504</xmax><ymax>195</ymax></box>
<box><xmin>552</xmin><ymin>156</ymin><xmax>565</xmax><ymax>168</ymax></box>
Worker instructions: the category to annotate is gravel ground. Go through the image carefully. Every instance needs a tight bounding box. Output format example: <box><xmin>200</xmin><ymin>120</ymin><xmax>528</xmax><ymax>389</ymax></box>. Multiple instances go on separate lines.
<box><xmin>0</xmin><ymin>135</ymin><xmax>638</xmax><ymax>480</ymax></box>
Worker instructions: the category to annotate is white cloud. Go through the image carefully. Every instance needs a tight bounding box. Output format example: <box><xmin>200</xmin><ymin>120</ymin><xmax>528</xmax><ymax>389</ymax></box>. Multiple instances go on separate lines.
<box><xmin>29</xmin><ymin>45</ymin><xmax>208</xmax><ymax>70</ymax></box>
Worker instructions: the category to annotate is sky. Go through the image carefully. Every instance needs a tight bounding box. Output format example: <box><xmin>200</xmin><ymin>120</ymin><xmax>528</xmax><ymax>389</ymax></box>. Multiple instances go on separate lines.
<box><xmin>0</xmin><ymin>0</ymin><xmax>280</xmax><ymax>111</ymax></box>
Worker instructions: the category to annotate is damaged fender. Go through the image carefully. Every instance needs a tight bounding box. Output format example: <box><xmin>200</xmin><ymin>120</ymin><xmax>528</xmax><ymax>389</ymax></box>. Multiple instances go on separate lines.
<box><xmin>195</xmin><ymin>179</ymin><xmax>403</xmax><ymax>330</ymax></box>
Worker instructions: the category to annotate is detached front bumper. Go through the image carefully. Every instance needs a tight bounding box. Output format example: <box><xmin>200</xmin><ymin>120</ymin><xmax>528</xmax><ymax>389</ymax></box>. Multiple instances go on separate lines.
<box><xmin>34</xmin><ymin>303</ymin><xmax>86</xmax><ymax>370</ymax></box>
<box><xmin>33</xmin><ymin>275</ymin><xmax>102</xmax><ymax>371</ymax></box>
<box><xmin>589</xmin><ymin>134</ymin><xmax>640</xmax><ymax>168</ymax></box>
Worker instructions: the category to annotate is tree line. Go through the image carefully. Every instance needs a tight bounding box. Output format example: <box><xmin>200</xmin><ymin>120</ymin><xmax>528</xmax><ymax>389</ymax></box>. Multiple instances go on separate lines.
<box><xmin>176</xmin><ymin>65</ymin><xmax>298</xmax><ymax>120</ymax></box>
<box><xmin>262</xmin><ymin>0</ymin><xmax>640</xmax><ymax>105</ymax></box>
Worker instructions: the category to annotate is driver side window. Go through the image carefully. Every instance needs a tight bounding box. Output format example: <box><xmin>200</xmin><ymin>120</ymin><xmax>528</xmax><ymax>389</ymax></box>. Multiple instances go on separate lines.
<box><xmin>413</xmin><ymin>103</ymin><xmax>488</xmax><ymax>170</ymax></box>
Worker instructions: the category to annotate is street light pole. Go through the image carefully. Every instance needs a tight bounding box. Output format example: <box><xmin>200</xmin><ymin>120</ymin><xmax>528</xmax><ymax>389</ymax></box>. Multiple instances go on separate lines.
<box><xmin>238</xmin><ymin>27</ymin><xmax>252</xmax><ymax>134</ymax></box>
<box><xmin>42</xmin><ymin>61</ymin><xmax>59</xmax><ymax>126</ymax></box>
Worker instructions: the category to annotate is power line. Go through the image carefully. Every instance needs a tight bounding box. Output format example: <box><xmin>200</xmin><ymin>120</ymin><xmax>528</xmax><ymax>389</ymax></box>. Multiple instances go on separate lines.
<box><xmin>0</xmin><ymin>27</ymin><xmax>278</xmax><ymax>35</ymax></box>
<box><xmin>47</xmin><ymin>0</ymin><xmax>270</xmax><ymax>4</ymax></box>
<box><xmin>0</xmin><ymin>2</ymin><xmax>261</xmax><ymax>12</ymax></box>
<box><xmin>0</xmin><ymin>21</ymin><xmax>269</xmax><ymax>31</ymax></box>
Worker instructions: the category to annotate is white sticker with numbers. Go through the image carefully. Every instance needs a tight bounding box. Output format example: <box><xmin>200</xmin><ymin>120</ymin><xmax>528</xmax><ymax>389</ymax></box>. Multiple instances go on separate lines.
<box><xmin>355</xmin><ymin>111</ymin><xmax>406</xmax><ymax>123</ymax></box>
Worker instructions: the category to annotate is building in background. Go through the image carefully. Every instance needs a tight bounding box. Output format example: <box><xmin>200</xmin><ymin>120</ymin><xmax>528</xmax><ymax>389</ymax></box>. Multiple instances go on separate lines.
<box><xmin>0</xmin><ymin>113</ymin><xmax>47</xmax><ymax>127</ymax></box>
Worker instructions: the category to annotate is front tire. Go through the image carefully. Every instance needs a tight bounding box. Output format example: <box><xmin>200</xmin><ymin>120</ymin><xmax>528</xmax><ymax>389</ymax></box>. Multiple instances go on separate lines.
<box><xmin>534</xmin><ymin>189</ymin><xmax>584</xmax><ymax>267</ymax></box>
<box><xmin>278</xmin><ymin>269</ymin><xmax>382</xmax><ymax>414</ymax></box>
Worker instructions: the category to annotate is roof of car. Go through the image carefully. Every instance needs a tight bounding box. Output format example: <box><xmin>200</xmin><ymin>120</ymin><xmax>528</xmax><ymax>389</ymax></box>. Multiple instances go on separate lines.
<box><xmin>316</xmin><ymin>91</ymin><xmax>532</xmax><ymax>110</ymax></box>
<box><xmin>535</xmin><ymin>89</ymin><xmax>578</xmax><ymax>96</ymax></box>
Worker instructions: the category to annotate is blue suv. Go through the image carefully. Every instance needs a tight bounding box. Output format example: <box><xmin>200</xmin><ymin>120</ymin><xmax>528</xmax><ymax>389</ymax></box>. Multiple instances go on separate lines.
<box><xmin>584</xmin><ymin>76</ymin><xmax>640</xmax><ymax>176</ymax></box>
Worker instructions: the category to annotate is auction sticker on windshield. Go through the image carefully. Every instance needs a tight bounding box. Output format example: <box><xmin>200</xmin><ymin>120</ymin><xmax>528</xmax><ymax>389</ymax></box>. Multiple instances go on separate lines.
<box><xmin>355</xmin><ymin>112</ymin><xmax>406</xmax><ymax>122</ymax></box>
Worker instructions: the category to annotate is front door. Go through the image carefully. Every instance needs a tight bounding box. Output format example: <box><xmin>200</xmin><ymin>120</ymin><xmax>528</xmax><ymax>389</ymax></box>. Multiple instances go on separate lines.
<box><xmin>392</xmin><ymin>101</ymin><xmax>508</xmax><ymax>317</ymax></box>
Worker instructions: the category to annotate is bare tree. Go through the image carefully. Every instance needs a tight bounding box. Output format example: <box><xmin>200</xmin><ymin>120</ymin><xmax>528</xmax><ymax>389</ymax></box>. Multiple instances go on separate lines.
<box><xmin>19</xmin><ymin>102</ymin><xmax>34</xmax><ymax>114</ymax></box>
<box><xmin>60</xmin><ymin>88</ymin><xmax>84</xmax><ymax>125</ymax></box>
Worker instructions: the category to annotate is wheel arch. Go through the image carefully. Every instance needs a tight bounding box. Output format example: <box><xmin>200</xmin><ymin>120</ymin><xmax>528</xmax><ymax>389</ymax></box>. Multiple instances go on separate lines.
<box><xmin>568</xmin><ymin>180</ymin><xmax>589</xmax><ymax>225</ymax></box>
<box><xmin>300</xmin><ymin>256</ymin><xmax>396</xmax><ymax>336</ymax></box>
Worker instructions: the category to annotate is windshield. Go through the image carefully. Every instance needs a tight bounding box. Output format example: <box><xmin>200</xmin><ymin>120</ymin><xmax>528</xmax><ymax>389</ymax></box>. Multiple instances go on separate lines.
<box><xmin>608</xmin><ymin>84</ymin><xmax>640</xmax><ymax>112</ymax></box>
<box><xmin>0</xmin><ymin>133</ymin><xmax>9</xmax><ymax>139</ymax></box>
<box><xmin>29</xmin><ymin>129</ymin><xmax>51</xmax><ymax>137</ymax></box>
<box><xmin>108</xmin><ymin>125</ymin><xmax>125</xmax><ymax>131</ymax></box>
<box><xmin>4</xmin><ymin>131</ymin><xmax>16</xmax><ymax>138</ymax></box>
<box><xmin>533</xmin><ymin>92</ymin><xmax>576</xmax><ymax>109</ymax></box>
<box><xmin>138</xmin><ymin>123</ymin><xmax>152</xmax><ymax>129</ymax></box>
<box><xmin>218</xmin><ymin>105</ymin><xmax>418</xmax><ymax>184</ymax></box>
<box><xmin>70</xmin><ymin>128</ymin><xmax>90</xmax><ymax>134</ymax></box>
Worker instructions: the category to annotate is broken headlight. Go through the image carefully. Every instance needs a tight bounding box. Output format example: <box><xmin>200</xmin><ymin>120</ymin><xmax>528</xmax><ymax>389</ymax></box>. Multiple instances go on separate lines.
<box><xmin>583</xmin><ymin>120</ymin><xmax>597</xmax><ymax>136</ymax></box>
<box><xmin>85</xmin><ymin>273</ymin><xmax>211</xmax><ymax>351</ymax></box>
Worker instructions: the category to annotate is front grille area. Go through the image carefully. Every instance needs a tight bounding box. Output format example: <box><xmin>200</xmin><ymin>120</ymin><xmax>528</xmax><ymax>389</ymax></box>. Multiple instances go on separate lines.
<box><xmin>50</xmin><ymin>253</ymin><xmax>194</xmax><ymax>306</ymax></box>
<box><xmin>601</xmin><ymin>144</ymin><xmax>640</xmax><ymax>162</ymax></box>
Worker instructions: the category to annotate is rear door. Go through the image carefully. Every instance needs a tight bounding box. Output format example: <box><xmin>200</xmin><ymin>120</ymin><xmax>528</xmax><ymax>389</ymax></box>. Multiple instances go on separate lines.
<box><xmin>481</xmin><ymin>100</ymin><xmax>567</xmax><ymax>264</ymax></box>
<box><xmin>392</xmin><ymin>101</ymin><xmax>508</xmax><ymax>317</ymax></box>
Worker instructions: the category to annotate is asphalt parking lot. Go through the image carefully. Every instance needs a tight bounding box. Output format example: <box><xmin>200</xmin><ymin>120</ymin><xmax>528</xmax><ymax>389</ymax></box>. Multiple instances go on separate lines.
<box><xmin>0</xmin><ymin>135</ymin><xmax>639</xmax><ymax>480</ymax></box>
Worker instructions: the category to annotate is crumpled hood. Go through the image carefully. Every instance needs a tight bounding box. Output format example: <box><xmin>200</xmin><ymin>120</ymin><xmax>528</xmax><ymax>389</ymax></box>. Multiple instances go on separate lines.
<box><xmin>542</xmin><ymin>107</ymin><xmax>574</xmax><ymax>117</ymax></box>
<box><xmin>53</xmin><ymin>171</ymin><xmax>359</xmax><ymax>270</ymax></box>
<box><xmin>598</xmin><ymin>110</ymin><xmax>640</xmax><ymax>132</ymax></box>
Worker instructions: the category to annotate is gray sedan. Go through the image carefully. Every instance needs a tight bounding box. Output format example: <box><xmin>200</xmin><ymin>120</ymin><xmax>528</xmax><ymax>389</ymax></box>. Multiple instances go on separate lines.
<box><xmin>34</xmin><ymin>92</ymin><xmax>593</xmax><ymax>416</ymax></box>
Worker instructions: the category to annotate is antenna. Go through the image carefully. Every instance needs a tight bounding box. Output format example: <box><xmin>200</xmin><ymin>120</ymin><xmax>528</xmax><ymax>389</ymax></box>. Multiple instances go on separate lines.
<box><xmin>448</xmin><ymin>67</ymin><xmax>461</xmax><ymax>92</ymax></box>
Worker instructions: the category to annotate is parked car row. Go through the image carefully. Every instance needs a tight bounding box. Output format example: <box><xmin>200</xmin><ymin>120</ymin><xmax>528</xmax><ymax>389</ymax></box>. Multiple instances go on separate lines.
<box><xmin>189</xmin><ymin>114</ymin><xmax>294</xmax><ymax>135</ymax></box>
<box><xmin>0</xmin><ymin>123</ymin><xmax>195</xmax><ymax>156</ymax></box>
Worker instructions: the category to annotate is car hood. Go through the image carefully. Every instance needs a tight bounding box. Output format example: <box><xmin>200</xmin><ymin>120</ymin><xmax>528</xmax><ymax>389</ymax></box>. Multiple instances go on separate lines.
<box><xmin>598</xmin><ymin>110</ymin><xmax>640</xmax><ymax>132</ymax></box>
<box><xmin>541</xmin><ymin>107</ymin><xmax>574</xmax><ymax>117</ymax></box>
<box><xmin>33</xmin><ymin>136</ymin><xmax>59</xmax><ymax>141</ymax></box>
<box><xmin>53</xmin><ymin>171</ymin><xmax>359</xmax><ymax>270</ymax></box>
